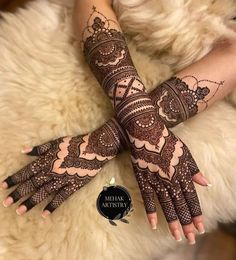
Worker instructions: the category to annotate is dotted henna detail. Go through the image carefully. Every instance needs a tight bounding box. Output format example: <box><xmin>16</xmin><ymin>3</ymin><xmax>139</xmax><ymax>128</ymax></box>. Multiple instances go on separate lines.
<box><xmin>82</xmin><ymin>6</ymin><xmax>203</xmax><ymax>226</ymax></box>
<box><xmin>150</xmin><ymin>76</ymin><xmax>223</xmax><ymax>127</ymax></box>
<box><xmin>3</xmin><ymin>120</ymin><xmax>125</xmax><ymax>213</ymax></box>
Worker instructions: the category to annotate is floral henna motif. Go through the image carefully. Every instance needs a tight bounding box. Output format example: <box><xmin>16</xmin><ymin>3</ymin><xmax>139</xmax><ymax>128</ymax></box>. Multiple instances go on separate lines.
<box><xmin>82</xmin><ymin>7</ymin><xmax>203</xmax><ymax>225</ymax></box>
<box><xmin>3</xmin><ymin>119</ymin><xmax>126</xmax><ymax>213</ymax></box>
<box><xmin>150</xmin><ymin>76</ymin><xmax>223</xmax><ymax>127</ymax></box>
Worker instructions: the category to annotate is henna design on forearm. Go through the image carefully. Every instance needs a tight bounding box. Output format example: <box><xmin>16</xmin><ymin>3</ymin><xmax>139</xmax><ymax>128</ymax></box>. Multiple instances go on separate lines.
<box><xmin>82</xmin><ymin>7</ymin><xmax>202</xmax><ymax>225</ymax></box>
<box><xmin>150</xmin><ymin>76</ymin><xmax>224</xmax><ymax>127</ymax></box>
<box><xmin>3</xmin><ymin>7</ymin><xmax>222</xmax><ymax>223</ymax></box>
<box><xmin>82</xmin><ymin>7</ymin><xmax>147</xmax><ymax>108</ymax></box>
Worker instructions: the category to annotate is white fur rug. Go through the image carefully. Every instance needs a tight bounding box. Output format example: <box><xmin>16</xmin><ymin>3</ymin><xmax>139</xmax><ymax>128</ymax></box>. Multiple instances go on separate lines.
<box><xmin>0</xmin><ymin>0</ymin><xmax>236</xmax><ymax>259</ymax></box>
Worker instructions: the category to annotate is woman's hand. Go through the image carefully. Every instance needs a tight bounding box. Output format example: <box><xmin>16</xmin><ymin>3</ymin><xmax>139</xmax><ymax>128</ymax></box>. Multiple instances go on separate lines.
<box><xmin>116</xmin><ymin>90</ymin><xmax>205</xmax><ymax>244</ymax></box>
<box><xmin>131</xmin><ymin>118</ymin><xmax>206</xmax><ymax>243</ymax></box>
<box><xmin>0</xmin><ymin>119</ymin><xmax>125</xmax><ymax>217</ymax></box>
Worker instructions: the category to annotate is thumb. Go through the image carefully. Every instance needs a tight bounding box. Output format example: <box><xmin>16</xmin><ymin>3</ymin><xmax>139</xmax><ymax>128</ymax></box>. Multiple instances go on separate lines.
<box><xmin>21</xmin><ymin>140</ymin><xmax>56</xmax><ymax>156</ymax></box>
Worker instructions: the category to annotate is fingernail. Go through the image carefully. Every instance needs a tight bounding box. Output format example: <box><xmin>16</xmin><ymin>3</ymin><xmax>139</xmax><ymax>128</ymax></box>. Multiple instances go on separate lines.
<box><xmin>173</xmin><ymin>229</ymin><xmax>182</xmax><ymax>242</ymax></box>
<box><xmin>21</xmin><ymin>147</ymin><xmax>33</xmax><ymax>154</ymax></box>
<box><xmin>186</xmin><ymin>232</ymin><xmax>196</xmax><ymax>245</ymax></box>
<box><xmin>16</xmin><ymin>205</ymin><xmax>27</xmax><ymax>215</ymax></box>
<box><xmin>42</xmin><ymin>210</ymin><xmax>51</xmax><ymax>218</ymax></box>
<box><xmin>196</xmin><ymin>223</ymin><xmax>205</xmax><ymax>234</ymax></box>
<box><xmin>0</xmin><ymin>182</ymin><xmax>8</xmax><ymax>190</ymax></box>
<box><xmin>200</xmin><ymin>176</ymin><xmax>212</xmax><ymax>187</ymax></box>
<box><xmin>2</xmin><ymin>196</ymin><xmax>13</xmax><ymax>207</ymax></box>
<box><xmin>150</xmin><ymin>219</ymin><xmax>157</xmax><ymax>230</ymax></box>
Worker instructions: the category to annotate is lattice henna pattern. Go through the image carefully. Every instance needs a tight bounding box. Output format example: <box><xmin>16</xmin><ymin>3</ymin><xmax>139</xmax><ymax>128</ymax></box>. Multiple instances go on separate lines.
<box><xmin>3</xmin><ymin>7</ymin><xmax>221</xmax><ymax>224</ymax></box>
<box><xmin>82</xmin><ymin>7</ymin><xmax>203</xmax><ymax>225</ymax></box>
<box><xmin>3</xmin><ymin>119</ymin><xmax>126</xmax><ymax>213</ymax></box>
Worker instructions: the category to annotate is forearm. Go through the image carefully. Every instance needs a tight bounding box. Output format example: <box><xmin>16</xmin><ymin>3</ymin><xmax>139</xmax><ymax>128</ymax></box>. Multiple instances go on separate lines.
<box><xmin>74</xmin><ymin>1</ymin><xmax>154</xmax><ymax>116</ymax></box>
<box><xmin>73</xmin><ymin>0</ymin><xmax>235</xmax><ymax>126</ymax></box>
<box><xmin>80</xmin><ymin>38</ymin><xmax>236</xmax><ymax>149</ymax></box>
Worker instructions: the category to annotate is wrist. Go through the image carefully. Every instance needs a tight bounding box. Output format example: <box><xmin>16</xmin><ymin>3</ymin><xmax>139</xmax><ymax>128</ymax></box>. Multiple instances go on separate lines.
<box><xmin>150</xmin><ymin>76</ymin><xmax>209</xmax><ymax>128</ymax></box>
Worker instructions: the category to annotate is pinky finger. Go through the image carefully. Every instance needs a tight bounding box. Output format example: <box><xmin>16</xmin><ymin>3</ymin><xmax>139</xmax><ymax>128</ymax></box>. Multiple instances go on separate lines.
<box><xmin>42</xmin><ymin>185</ymin><xmax>74</xmax><ymax>218</ymax></box>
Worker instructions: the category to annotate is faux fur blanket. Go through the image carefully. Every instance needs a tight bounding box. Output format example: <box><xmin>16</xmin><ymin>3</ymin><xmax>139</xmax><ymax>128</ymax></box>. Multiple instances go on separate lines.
<box><xmin>0</xmin><ymin>0</ymin><xmax>235</xmax><ymax>259</ymax></box>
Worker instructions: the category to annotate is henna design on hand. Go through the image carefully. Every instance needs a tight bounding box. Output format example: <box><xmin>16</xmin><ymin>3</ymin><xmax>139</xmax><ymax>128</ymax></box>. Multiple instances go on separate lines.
<box><xmin>82</xmin><ymin>7</ymin><xmax>202</xmax><ymax>225</ymax></box>
<box><xmin>3</xmin><ymin>119</ymin><xmax>127</xmax><ymax>213</ymax></box>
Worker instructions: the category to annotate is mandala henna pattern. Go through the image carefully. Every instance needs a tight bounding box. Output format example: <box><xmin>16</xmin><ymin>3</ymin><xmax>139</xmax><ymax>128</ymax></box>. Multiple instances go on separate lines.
<box><xmin>82</xmin><ymin>7</ymin><xmax>202</xmax><ymax>225</ymax></box>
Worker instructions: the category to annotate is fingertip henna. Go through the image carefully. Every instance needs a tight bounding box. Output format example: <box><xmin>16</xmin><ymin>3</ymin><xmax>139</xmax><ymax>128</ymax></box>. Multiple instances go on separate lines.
<box><xmin>8</xmin><ymin>190</ymin><xmax>21</xmax><ymax>203</ymax></box>
<box><xmin>3</xmin><ymin>176</ymin><xmax>16</xmax><ymax>188</ymax></box>
<box><xmin>20</xmin><ymin>198</ymin><xmax>35</xmax><ymax>211</ymax></box>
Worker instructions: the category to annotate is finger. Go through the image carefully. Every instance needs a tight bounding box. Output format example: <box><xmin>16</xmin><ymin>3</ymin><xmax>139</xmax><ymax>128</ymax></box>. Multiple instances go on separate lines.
<box><xmin>150</xmin><ymin>175</ymin><xmax>181</xmax><ymax>241</ymax></box>
<box><xmin>182</xmin><ymin>223</ymin><xmax>196</xmax><ymax>245</ymax></box>
<box><xmin>22</xmin><ymin>139</ymin><xmax>58</xmax><ymax>156</ymax></box>
<box><xmin>168</xmin><ymin>220</ymin><xmax>183</xmax><ymax>242</ymax></box>
<box><xmin>3</xmin><ymin>172</ymin><xmax>52</xmax><ymax>207</ymax></box>
<box><xmin>147</xmin><ymin>212</ymin><xmax>158</xmax><ymax>230</ymax></box>
<box><xmin>178</xmin><ymin>174</ymin><xmax>205</xmax><ymax>235</ymax></box>
<box><xmin>178</xmin><ymin>174</ymin><xmax>202</xmax><ymax>219</ymax></box>
<box><xmin>15</xmin><ymin>176</ymin><xmax>65</xmax><ymax>215</ymax></box>
<box><xmin>192</xmin><ymin>172</ymin><xmax>212</xmax><ymax>187</ymax></box>
<box><xmin>167</xmin><ymin>181</ymin><xmax>196</xmax><ymax>244</ymax></box>
<box><xmin>133</xmin><ymin>166</ymin><xmax>157</xmax><ymax>229</ymax></box>
<box><xmin>42</xmin><ymin>184</ymin><xmax>75</xmax><ymax>217</ymax></box>
<box><xmin>192</xmin><ymin>215</ymin><xmax>205</xmax><ymax>234</ymax></box>
<box><xmin>1</xmin><ymin>156</ymin><xmax>49</xmax><ymax>189</ymax></box>
<box><xmin>140</xmin><ymin>184</ymin><xmax>157</xmax><ymax>229</ymax></box>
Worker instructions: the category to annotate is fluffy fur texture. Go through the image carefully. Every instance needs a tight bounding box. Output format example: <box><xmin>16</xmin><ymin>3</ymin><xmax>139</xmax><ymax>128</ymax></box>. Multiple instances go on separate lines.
<box><xmin>0</xmin><ymin>0</ymin><xmax>235</xmax><ymax>259</ymax></box>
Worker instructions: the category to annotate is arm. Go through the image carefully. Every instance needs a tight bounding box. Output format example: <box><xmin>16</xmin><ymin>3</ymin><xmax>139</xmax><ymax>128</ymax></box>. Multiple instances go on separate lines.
<box><xmin>74</xmin><ymin>0</ymin><xmax>204</xmax><ymax>245</ymax></box>
<box><xmin>2</xmin><ymin>31</ymin><xmax>235</xmax><ymax>245</ymax></box>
